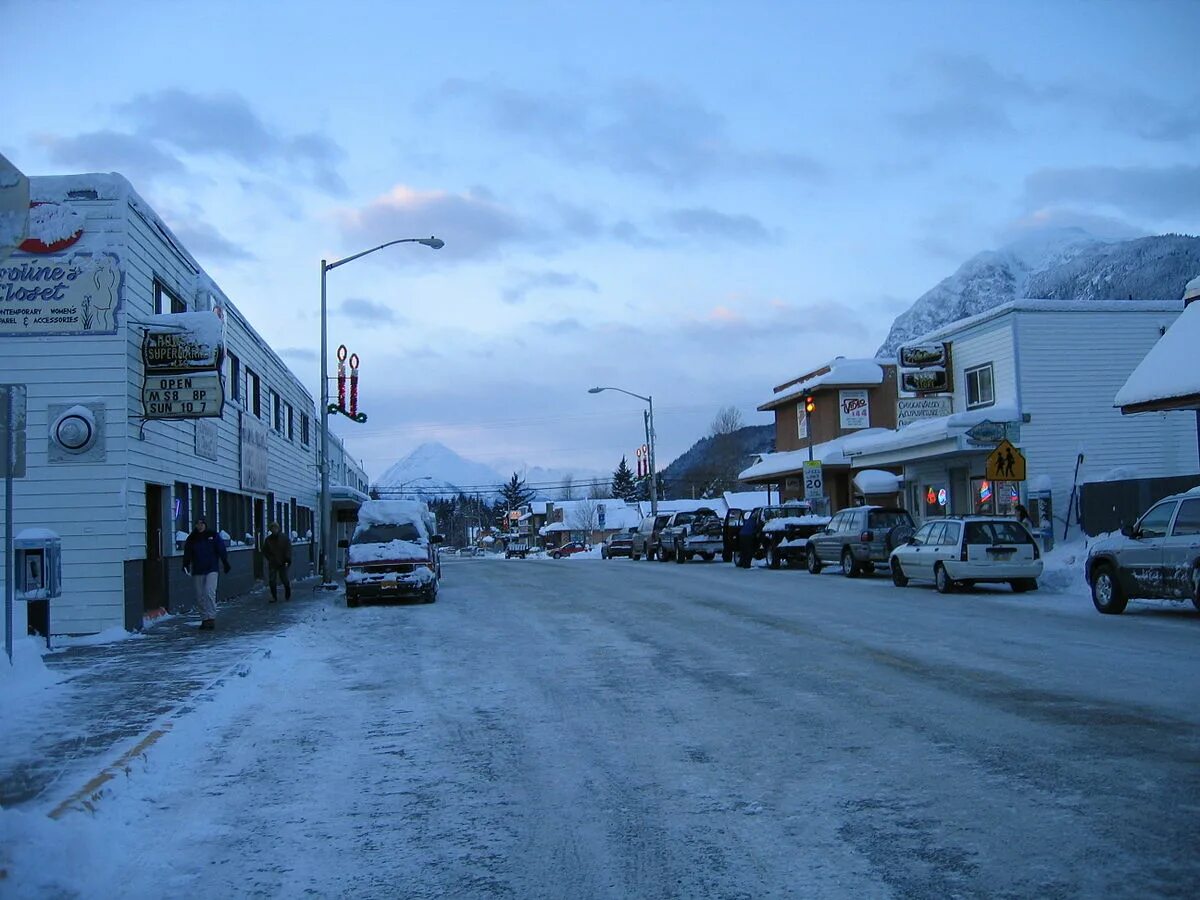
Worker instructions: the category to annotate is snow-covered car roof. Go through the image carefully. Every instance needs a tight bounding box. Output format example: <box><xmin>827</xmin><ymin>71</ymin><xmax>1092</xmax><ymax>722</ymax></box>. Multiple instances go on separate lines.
<box><xmin>354</xmin><ymin>499</ymin><xmax>435</xmax><ymax>540</ymax></box>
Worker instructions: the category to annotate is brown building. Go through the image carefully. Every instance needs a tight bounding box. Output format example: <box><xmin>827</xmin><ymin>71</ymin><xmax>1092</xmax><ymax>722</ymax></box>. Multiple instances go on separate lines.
<box><xmin>740</xmin><ymin>358</ymin><xmax>902</xmax><ymax>511</ymax></box>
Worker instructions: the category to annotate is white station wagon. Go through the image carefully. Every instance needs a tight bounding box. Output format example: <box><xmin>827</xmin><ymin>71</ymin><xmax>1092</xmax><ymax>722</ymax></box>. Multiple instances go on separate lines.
<box><xmin>889</xmin><ymin>516</ymin><xmax>1043</xmax><ymax>593</ymax></box>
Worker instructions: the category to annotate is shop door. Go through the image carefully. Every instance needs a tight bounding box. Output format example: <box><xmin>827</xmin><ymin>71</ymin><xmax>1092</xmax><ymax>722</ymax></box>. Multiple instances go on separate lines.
<box><xmin>143</xmin><ymin>484</ymin><xmax>168</xmax><ymax>611</ymax></box>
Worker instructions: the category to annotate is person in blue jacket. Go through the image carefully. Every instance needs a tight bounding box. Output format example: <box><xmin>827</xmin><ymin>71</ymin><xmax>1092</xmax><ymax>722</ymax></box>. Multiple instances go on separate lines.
<box><xmin>182</xmin><ymin>517</ymin><xmax>230</xmax><ymax>631</ymax></box>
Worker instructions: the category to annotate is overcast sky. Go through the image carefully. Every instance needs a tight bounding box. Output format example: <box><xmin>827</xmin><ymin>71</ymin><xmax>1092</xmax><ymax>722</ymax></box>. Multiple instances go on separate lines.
<box><xmin>4</xmin><ymin>0</ymin><xmax>1198</xmax><ymax>480</ymax></box>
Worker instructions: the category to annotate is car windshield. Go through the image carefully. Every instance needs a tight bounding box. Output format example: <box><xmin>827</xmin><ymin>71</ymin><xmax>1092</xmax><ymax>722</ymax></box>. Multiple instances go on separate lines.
<box><xmin>868</xmin><ymin>510</ymin><xmax>911</xmax><ymax>529</ymax></box>
<box><xmin>353</xmin><ymin>523</ymin><xmax>422</xmax><ymax>544</ymax></box>
<box><xmin>965</xmin><ymin>521</ymin><xmax>1034</xmax><ymax>544</ymax></box>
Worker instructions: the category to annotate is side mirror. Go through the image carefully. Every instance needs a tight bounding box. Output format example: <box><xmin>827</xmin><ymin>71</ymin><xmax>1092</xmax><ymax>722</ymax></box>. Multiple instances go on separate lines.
<box><xmin>1119</xmin><ymin>522</ymin><xmax>1137</xmax><ymax>539</ymax></box>
<box><xmin>906</xmin><ymin>536</ymin><xmax>918</xmax><ymax>545</ymax></box>
<box><xmin>431</xmin><ymin>534</ymin><xmax>445</xmax><ymax>545</ymax></box>
<box><xmin>337</xmin><ymin>539</ymin><xmax>349</xmax><ymax>549</ymax></box>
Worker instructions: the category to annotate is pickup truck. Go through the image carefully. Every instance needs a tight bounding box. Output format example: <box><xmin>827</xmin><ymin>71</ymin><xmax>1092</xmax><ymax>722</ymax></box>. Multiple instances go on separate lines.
<box><xmin>504</xmin><ymin>541</ymin><xmax>529</xmax><ymax>559</ymax></box>
<box><xmin>660</xmin><ymin>507</ymin><xmax>724</xmax><ymax>563</ymax></box>
<box><xmin>753</xmin><ymin>504</ymin><xmax>832</xmax><ymax>568</ymax></box>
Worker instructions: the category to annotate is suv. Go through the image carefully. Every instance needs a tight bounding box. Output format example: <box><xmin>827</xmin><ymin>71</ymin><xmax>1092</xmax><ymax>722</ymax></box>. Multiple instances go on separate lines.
<box><xmin>805</xmin><ymin>506</ymin><xmax>915</xmax><ymax>577</ymax></box>
<box><xmin>601</xmin><ymin>529</ymin><xmax>635</xmax><ymax>559</ymax></box>
<box><xmin>1086</xmin><ymin>487</ymin><xmax>1200</xmax><ymax>614</ymax></box>
<box><xmin>344</xmin><ymin>499</ymin><xmax>444</xmax><ymax>606</ymax></box>
<box><xmin>889</xmin><ymin>516</ymin><xmax>1042</xmax><ymax>593</ymax></box>
<box><xmin>630</xmin><ymin>512</ymin><xmax>672</xmax><ymax>560</ymax></box>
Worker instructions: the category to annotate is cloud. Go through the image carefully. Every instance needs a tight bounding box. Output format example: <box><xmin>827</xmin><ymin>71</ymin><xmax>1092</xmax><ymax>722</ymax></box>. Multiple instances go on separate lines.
<box><xmin>893</xmin><ymin>53</ymin><xmax>1063</xmax><ymax>139</ymax></box>
<box><xmin>502</xmin><ymin>270</ymin><xmax>599</xmax><ymax>304</ymax></box>
<box><xmin>1024</xmin><ymin>164</ymin><xmax>1200</xmax><ymax>219</ymax></box>
<box><xmin>1000</xmin><ymin>207</ymin><xmax>1147</xmax><ymax>243</ymax></box>
<box><xmin>424</xmin><ymin>78</ymin><xmax>824</xmax><ymax>188</ymax></box>
<box><xmin>38</xmin><ymin>130</ymin><xmax>187</xmax><ymax>179</ymax></box>
<box><xmin>335</xmin><ymin>185</ymin><xmax>530</xmax><ymax>261</ymax></box>
<box><xmin>118</xmin><ymin>89</ymin><xmax>347</xmax><ymax>193</ymax></box>
<box><xmin>168</xmin><ymin>219</ymin><xmax>256</xmax><ymax>262</ymax></box>
<box><xmin>339</xmin><ymin>297</ymin><xmax>401</xmax><ymax>324</ymax></box>
<box><xmin>663</xmin><ymin>207</ymin><xmax>775</xmax><ymax>244</ymax></box>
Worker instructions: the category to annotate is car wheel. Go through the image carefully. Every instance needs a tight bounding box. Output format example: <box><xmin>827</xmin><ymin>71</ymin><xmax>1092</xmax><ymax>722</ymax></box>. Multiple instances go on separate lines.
<box><xmin>601</xmin><ymin>550</ymin><xmax>608</xmax><ymax>560</ymax></box>
<box><xmin>424</xmin><ymin>583</ymin><xmax>438</xmax><ymax>603</ymax></box>
<box><xmin>631</xmin><ymin>550</ymin><xmax>641</xmax><ymax>561</ymax></box>
<box><xmin>1010</xmin><ymin>579</ymin><xmax>1037</xmax><ymax>593</ymax></box>
<box><xmin>891</xmin><ymin>561</ymin><xmax>909</xmax><ymax>587</ymax></box>
<box><xmin>934</xmin><ymin>563</ymin><xmax>955</xmax><ymax>594</ymax></box>
<box><xmin>840</xmin><ymin>549</ymin><xmax>859</xmax><ymax>578</ymax></box>
<box><xmin>675</xmin><ymin>542</ymin><xmax>686</xmax><ymax>563</ymax></box>
<box><xmin>806</xmin><ymin>547</ymin><xmax>823</xmax><ymax>574</ymax></box>
<box><xmin>768</xmin><ymin>546</ymin><xmax>781</xmax><ymax>569</ymax></box>
<box><xmin>1091</xmin><ymin>564</ymin><xmax>1128</xmax><ymax>614</ymax></box>
<box><xmin>552</xmin><ymin>552</ymin><xmax>561</xmax><ymax>559</ymax></box>
<box><xmin>701</xmin><ymin>552</ymin><xmax>714</xmax><ymax>562</ymax></box>
<box><xmin>721</xmin><ymin>550</ymin><xmax>731</xmax><ymax>563</ymax></box>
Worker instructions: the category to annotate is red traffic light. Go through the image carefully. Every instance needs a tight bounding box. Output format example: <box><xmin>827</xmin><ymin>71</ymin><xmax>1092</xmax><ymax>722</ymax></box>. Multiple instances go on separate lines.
<box><xmin>804</xmin><ymin>395</ymin><xmax>816</xmax><ymax>414</ymax></box>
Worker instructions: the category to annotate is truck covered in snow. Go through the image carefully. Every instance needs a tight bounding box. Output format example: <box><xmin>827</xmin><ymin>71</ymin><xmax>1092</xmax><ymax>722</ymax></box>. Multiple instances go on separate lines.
<box><xmin>746</xmin><ymin>503</ymin><xmax>831</xmax><ymax>568</ymax></box>
<box><xmin>343</xmin><ymin>499</ymin><xmax>443</xmax><ymax>606</ymax></box>
<box><xmin>660</xmin><ymin>507</ymin><xmax>724</xmax><ymax>563</ymax></box>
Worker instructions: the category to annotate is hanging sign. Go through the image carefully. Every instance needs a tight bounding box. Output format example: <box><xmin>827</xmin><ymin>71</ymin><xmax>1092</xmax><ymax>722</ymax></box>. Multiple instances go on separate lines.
<box><xmin>141</xmin><ymin>311</ymin><xmax>225</xmax><ymax>419</ymax></box>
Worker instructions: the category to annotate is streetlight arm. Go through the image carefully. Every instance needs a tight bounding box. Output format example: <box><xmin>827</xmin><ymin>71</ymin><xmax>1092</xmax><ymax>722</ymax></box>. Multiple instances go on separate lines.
<box><xmin>589</xmin><ymin>385</ymin><xmax>650</xmax><ymax>404</ymax></box>
<box><xmin>325</xmin><ymin>236</ymin><xmax>443</xmax><ymax>272</ymax></box>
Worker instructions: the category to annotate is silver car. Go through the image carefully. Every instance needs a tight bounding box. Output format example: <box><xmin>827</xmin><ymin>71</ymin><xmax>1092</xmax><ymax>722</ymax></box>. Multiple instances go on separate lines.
<box><xmin>1085</xmin><ymin>487</ymin><xmax>1200</xmax><ymax>614</ymax></box>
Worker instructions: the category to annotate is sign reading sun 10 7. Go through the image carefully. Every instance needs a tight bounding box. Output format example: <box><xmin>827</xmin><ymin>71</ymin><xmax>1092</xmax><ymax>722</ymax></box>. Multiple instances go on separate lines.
<box><xmin>143</xmin><ymin>372</ymin><xmax>223</xmax><ymax>418</ymax></box>
<box><xmin>141</xmin><ymin>312</ymin><xmax>225</xmax><ymax>419</ymax></box>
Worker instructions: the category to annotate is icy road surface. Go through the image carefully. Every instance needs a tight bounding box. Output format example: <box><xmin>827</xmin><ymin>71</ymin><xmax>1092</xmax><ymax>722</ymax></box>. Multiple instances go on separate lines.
<box><xmin>11</xmin><ymin>556</ymin><xmax>1200</xmax><ymax>897</ymax></box>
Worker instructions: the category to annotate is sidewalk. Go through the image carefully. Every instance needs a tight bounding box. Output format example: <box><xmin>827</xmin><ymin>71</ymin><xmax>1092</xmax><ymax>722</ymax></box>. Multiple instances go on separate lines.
<box><xmin>0</xmin><ymin>577</ymin><xmax>337</xmax><ymax>812</ymax></box>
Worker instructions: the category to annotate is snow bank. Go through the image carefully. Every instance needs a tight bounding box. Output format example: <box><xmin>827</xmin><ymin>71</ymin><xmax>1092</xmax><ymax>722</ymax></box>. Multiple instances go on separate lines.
<box><xmin>54</xmin><ymin>626</ymin><xmax>146</xmax><ymax>648</ymax></box>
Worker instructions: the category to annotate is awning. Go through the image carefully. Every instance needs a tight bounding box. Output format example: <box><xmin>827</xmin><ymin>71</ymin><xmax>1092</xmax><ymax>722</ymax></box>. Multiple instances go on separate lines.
<box><xmin>842</xmin><ymin>406</ymin><xmax>1022</xmax><ymax>467</ymax></box>
<box><xmin>738</xmin><ymin>429</ymin><xmax>892</xmax><ymax>482</ymax></box>
<box><xmin>853</xmin><ymin>470</ymin><xmax>902</xmax><ymax>495</ymax></box>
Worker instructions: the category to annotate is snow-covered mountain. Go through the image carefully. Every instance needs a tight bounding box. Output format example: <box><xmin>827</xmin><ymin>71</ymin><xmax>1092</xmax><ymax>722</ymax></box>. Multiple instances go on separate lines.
<box><xmin>375</xmin><ymin>442</ymin><xmax>505</xmax><ymax>498</ymax></box>
<box><xmin>876</xmin><ymin>230</ymin><xmax>1200</xmax><ymax>357</ymax></box>
<box><xmin>373</xmin><ymin>442</ymin><xmax>607</xmax><ymax>500</ymax></box>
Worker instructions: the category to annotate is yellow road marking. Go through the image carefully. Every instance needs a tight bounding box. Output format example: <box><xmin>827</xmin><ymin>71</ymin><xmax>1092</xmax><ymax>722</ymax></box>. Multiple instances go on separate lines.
<box><xmin>47</xmin><ymin>725</ymin><xmax>173</xmax><ymax>820</ymax></box>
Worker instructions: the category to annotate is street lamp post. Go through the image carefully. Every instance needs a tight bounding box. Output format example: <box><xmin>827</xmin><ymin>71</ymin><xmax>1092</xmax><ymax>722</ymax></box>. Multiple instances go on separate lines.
<box><xmin>588</xmin><ymin>386</ymin><xmax>657</xmax><ymax>517</ymax></box>
<box><xmin>319</xmin><ymin>236</ymin><xmax>443</xmax><ymax>587</ymax></box>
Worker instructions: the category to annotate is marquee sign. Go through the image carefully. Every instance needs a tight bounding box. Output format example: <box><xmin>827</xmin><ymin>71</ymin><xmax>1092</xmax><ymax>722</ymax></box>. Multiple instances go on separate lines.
<box><xmin>898</xmin><ymin>341</ymin><xmax>953</xmax><ymax>396</ymax></box>
<box><xmin>141</xmin><ymin>310</ymin><xmax>225</xmax><ymax>419</ymax></box>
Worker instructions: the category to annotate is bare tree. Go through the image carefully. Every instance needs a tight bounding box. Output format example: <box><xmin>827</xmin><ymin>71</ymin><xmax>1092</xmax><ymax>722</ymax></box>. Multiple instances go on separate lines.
<box><xmin>559</xmin><ymin>474</ymin><xmax>576</xmax><ymax>500</ymax></box>
<box><xmin>709</xmin><ymin>405</ymin><xmax>744</xmax><ymax>436</ymax></box>
<box><xmin>569</xmin><ymin>497</ymin><xmax>600</xmax><ymax>540</ymax></box>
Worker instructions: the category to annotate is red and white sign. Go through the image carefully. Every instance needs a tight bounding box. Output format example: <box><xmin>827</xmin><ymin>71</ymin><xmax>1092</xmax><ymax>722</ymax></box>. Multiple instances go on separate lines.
<box><xmin>839</xmin><ymin>389</ymin><xmax>870</xmax><ymax>430</ymax></box>
<box><xmin>18</xmin><ymin>202</ymin><xmax>84</xmax><ymax>254</ymax></box>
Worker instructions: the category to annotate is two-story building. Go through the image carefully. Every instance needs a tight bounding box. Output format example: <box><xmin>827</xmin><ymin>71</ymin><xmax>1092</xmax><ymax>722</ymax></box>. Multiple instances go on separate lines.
<box><xmin>739</xmin><ymin>357</ymin><xmax>900</xmax><ymax>511</ymax></box>
<box><xmin>844</xmin><ymin>300</ymin><xmax>1199</xmax><ymax>531</ymax></box>
<box><xmin>1</xmin><ymin>171</ymin><xmax>365</xmax><ymax>642</ymax></box>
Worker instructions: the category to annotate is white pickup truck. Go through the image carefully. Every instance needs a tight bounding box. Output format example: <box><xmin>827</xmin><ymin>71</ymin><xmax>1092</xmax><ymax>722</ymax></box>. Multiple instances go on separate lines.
<box><xmin>659</xmin><ymin>507</ymin><xmax>724</xmax><ymax>563</ymax></box>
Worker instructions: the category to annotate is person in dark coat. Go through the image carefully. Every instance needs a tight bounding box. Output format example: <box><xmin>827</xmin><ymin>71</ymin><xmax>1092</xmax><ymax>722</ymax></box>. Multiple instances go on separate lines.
<box><xmin>182</xmin><ymin>517</ymin><xmax>230</xmax><ymax>630</ymax></box>
<box><xmin>262</xmin><ymin>521</ymin><xmax>293</xmax><ymax>602</ymax></box>
<box><xmin>736</xmin><ymin>513</ymin><xmax>757</xmax><ymax>568</ymax></box>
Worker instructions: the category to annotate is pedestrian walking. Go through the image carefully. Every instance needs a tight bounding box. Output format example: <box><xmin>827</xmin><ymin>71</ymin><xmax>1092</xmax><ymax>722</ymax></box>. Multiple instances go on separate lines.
<box><xmin>262</xmin><ymin>521</ymin><xmax>293</xmax><ymax>602</ymax></box>
<box><xmin>182</xmin><ymin>517</ymin><xmax>230</xmax><ymax>631</ymax></box>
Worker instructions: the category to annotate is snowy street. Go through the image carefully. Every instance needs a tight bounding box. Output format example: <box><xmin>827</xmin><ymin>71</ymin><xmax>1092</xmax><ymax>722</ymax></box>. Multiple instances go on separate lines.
<box><xmin>6</xmin><ymin>555</ymin><xmax>1200</xmax><ymax>898</ymax></box>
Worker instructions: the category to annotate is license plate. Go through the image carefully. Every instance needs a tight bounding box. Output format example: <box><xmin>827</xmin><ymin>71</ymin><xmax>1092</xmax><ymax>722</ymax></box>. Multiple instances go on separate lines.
<box><xmin>986</xmin><ymin>547</ymin><xmax>1015</xmax><ymax>556</ymax></box>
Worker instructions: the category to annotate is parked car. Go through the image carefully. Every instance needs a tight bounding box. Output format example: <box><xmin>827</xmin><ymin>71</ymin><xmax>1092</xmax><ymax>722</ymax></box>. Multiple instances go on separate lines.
<box><xmin>550</xmin><ymin>541</ymin><xmax>588</xmax><ymax>559</ymax></box>
<box><xmin>805</xmin><ymin>506</ymin><xmax>915</xmax><ymax>577</ymax></box>
<box><xmin>601</xmin><ymin>529</ymin><xmax>635</xmax><ymax>559</ymax></box>
<box><xmin>344</xmin><ymin>499</ymin><xmax>443</xmax><ymax>606</ymax></box>
<box><xmin>630</xmin><ymin>513</ymin><xmax>672</xmax><ymax>560</ymax></box>
<box><xmin>889</xmin><ymin>516</ymin><xmax>1042</xmax><ymax>593</ymax></box>
<box><xmin>660</xmin><ymin>507</ymin><xmax>723</xmax><ymax>562</ymax></box>
<box><xmin>1085</xmin><ymin>487</ymin><xmax>1200</xmax><ymax>614</ymax></box>
<box><xmin>738</xmin><ymin>502</ymin><xmax>831</xmax><ymax>568</ymax></box>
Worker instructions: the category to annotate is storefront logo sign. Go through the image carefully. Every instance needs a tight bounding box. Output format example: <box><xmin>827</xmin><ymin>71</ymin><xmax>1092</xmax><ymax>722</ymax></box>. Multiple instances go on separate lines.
<box><xmin>0</xmin><ymin>252</ymin><xmax>122</xmax><ymax>336</ymax></box>
<box><xmin>839</xmin><ymin>389</ymin><xmax>870</xmax><ymax>430</ymax></box>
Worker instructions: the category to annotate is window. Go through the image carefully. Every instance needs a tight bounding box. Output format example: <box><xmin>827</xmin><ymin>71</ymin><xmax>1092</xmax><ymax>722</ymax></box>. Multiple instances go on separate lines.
<box><xmin>301</xmin><ymin>413</ymin><xmax>310</xmax><ymax>447</ymax></box>
<box><xmin>154</xmin><ymin>279</ymin><xmax>186</xmax><ymax>314</ymax></box>
<box><xmin>228</xmin><ymin>353</ymin><xmax>241</xmax><ymax>402</ymax></box>
<box><xmin>287</xmin><ymin>404</ymin><xmax>294</xmax><ymax>441</ymax></box>
<box><xmin>925</xmin><ymin>523</ymin><xmax>946</xmax><ymax>546</ymax></box>
<box><xmin>965</xmin><ymin>363</ymin><xmax>995</xmax><ymax>409</ymax></box>
<box><xmin>271</xmin><ymin>390</ymin><xmax>283</xmax><ymax>432</ymax></box>
<box><xmin>247</xmin><ymin>369</ymin><xmax>261</xmax><ymax>417</ymax></box>
<box><xmin>911</xmin><ymin>522</ymin><xmax>937</xmax><ymax>545</ymax></box>
<box><xmin>1172</xmin><ymin>499</ymin><xmax>1200</xmax><ymax>536</ymax></box>
<box><xmin>1138</xmin><ymin>501</ymin><xmax>1176</xmax><ymax>539</ymax></box>
<box><xmin>939</xmin><ymin>522</ymin><xmax>962</xmax><ymax>546</ymax></box>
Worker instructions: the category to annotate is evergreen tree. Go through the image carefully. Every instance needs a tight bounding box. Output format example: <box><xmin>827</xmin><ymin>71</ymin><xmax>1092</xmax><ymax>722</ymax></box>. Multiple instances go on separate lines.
<box><xmin>497</xmin><ymin>472</ymin><xmax>536</xmax><ymax>524</ymax></box>
<box><xmin>611</xmin><ymin>456</ymin><xmax>639</xmax><ymax>502</ymax></box>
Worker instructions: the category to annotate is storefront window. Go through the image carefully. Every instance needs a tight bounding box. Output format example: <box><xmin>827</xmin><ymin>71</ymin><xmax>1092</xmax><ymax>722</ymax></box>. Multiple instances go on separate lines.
<box><xmin>923</xmin><ymin>484</ymin><xmax>950</xmax><ymax>518</ymax></box>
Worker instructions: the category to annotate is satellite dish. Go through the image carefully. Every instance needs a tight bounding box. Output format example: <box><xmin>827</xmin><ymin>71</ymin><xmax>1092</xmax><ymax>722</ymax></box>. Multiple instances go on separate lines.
<box><xmin>0</xmin><ymin>152</ymin><xmax>30</xmax><ymax>264</ymax></box>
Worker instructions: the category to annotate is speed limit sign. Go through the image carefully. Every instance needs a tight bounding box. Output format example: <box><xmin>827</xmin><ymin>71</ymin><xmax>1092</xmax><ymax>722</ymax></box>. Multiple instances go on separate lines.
<box><xmin>803</xmin><ymin>460</ymin><xmax>824</xmax><ymax>499</ymax></box>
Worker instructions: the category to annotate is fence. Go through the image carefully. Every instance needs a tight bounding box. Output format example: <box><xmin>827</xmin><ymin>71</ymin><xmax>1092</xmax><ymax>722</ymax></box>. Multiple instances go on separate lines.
<box><xmin>1079</xmin><ymin>473</ymin><xmax>1200</xmax><ymax>536</ymax></box>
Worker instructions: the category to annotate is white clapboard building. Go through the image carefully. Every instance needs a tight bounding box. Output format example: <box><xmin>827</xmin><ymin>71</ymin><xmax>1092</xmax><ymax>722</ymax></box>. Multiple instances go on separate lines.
<box><xmin>1</xmin><ymin>172</ymin><xmax>366</xmax><ymax>640</ymax></box>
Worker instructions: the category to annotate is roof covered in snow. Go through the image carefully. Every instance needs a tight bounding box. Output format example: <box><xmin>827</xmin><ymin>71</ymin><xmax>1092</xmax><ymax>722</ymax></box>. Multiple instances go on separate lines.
<box><xmin>760</xmin><ymin>358</ymin><xmax>885</xmax><ymax>411</ymax></box>
<box><xmin>739</xmin><ymin>429</ymin><xmax>894</xmax><ymax>480</ymax></box>
<box><xmin>1115</xmin><ymin>301</ymin><xmax>1200</xmax><ymax>410</ymax></box>
<box><xmin>842</xmin><ymin>405</ymin><xmax>1022</xmax><ymax>460</ymax></box>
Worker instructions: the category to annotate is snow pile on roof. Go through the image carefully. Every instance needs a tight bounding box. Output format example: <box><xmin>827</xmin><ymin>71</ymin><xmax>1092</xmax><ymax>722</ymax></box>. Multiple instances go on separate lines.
<box><xmin>722</xmin><ymin>491</ymin><xmax>771</xmax><ymax>510</ymax></box>
<box><xmin>762</xmin><ymin>359</ymin><xmax>884</xmax><ymax>409</ymax></box>
<box><xmin>842</xmin><ymin>406</ymin><xmax>1021</xmax><ymax>458</ymax></box>
<box><xmin>853</xmin><ymin>470</ymin><xmax>902</xmax><ymax>494</ymax></box>
<box><xmin>1184</xmin><ymin>275</ymin><xmax>1200</xmax><ymax>303</ymax></box>
<box><xmin>355</xmin><ymin>499</ymin><xmax>434</xmax><ymax>539</ymax></box>
<box><xmin>1114</xmin><ymin>301</ymin><xmax>1200</xmax><ymax>408</ymax></box>
<box><xmin>540</xmin><ymin>522</ymin><xmax>571</xmax><ymax>534</ymax></box>
<box><xmin>25</xmin><ymin>201</ymin><xmax>84</xmax><ymax>244</ymax></box>
<box><xmin>739</xmin><ymin>429</ymin><xmax>893</xmax><ymax>480</ymax></box>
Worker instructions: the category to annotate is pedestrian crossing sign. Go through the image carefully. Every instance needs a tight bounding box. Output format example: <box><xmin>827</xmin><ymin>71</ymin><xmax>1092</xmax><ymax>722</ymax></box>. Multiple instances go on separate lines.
<box><xmin>985</xmin><ymin>439</ymin><xmax>1026</xmax><ymax>482</ymax></box>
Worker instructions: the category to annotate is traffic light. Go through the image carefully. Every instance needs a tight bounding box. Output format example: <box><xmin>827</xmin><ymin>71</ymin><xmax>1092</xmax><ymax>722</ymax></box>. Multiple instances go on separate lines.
<box><xmin>804</xmin><ymin>395</ymin><xmax>816</xmax><ymax>415</ymax></box>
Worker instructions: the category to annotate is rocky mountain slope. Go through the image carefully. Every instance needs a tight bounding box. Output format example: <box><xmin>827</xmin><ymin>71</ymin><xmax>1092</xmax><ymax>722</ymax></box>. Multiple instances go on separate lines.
<box><xmin>877</xmin><ymin>230</ymin><xmax>1200</xmax><ymax>357</ymax></box>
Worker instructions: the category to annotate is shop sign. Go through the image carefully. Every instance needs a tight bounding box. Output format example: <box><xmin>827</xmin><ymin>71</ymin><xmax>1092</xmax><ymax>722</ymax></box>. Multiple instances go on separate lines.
<box><xmin>897</xmin><ymin>396</ymin><xmax>951</xmax><ymax>428</ymax></box>
<box><xmin>899</xmin><ymin>342</ymin><xmax>949</xmax><ymax>368</ymax></box>
<box><xmin>194</xmin><ymin>419</ymin><xmax>218</xmax><ymax>461</ymax></box>
<box><xmin>240</xmin><ymin>412</ymin><xmax>269</xmax><ymax>493</ymax></box>
<box><xmin>143</xmin><ymin>328</ymin><xmax>221</xmax><ymax>372</ymax></box>
<box><xmin>143</xmin><ymin>372</ymin><xmax>224</xmax><ymax>419</ymax></box>
<box><xmin>901</xmin><ymin>368</ymin><xmax>951</xmax><ymax>394</ymax></box>
<box><xmin>839</xmin><ymin>389</ymin><xmax>870</xmax><ymax>430</ymax></box>
<box><xmin>0</xmin><ymin>252</ymin><xmax>123</xmax><ymax>336</ymax></box>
